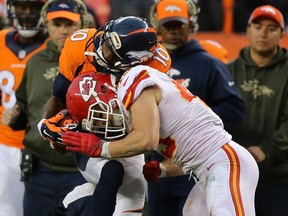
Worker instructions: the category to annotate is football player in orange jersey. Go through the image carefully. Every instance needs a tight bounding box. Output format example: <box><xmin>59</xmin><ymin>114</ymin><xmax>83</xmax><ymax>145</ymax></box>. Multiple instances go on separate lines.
<box><xmin>37</xmin><ymin>16</ymin><xmax>171</xmax><ymax>215</ymax></box>
<box><xmin>0</xmin><ymin>0</ymin><xmax>49</xmax><ymax>215</ymax></box>
<box><xmin>43</xmin><ymin>17</ymin><xmax>171</xmax><ymax>118</ymax></box>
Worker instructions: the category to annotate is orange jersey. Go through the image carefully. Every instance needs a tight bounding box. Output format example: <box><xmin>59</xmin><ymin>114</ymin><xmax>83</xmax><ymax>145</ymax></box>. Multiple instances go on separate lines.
<box><xmin>59</xmin><ymin>28</ymin><xmax>98</xmax><ymax>81</ymax></box>
<box><xmin>59</xmin><ymin>28</ymin><xmax>171</xmax><ymax>81</ymax></box>
<box><xmin>145</xmin><ymin>43</ymin><xmax>171</xmax><ymax>73</ymax></box>
<box><xmin>0</xmin><ymin>29</ymin><xmax>49</xmax><ymax>148</ymax></box>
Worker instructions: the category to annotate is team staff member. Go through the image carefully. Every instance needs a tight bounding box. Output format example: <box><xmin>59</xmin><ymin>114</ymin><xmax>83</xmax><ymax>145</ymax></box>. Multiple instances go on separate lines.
<box><xmin>4</xmin><ymin>0</ymin><xmax>91</xmax><ymax>215</ymax></box>
<box><xmin>227</xmin><ymin>5</ymin><xmax>288</xmax><ymax>216</ymax></box>
<box><xmin>0</xmin><ymin>0</ymin><xmax>49</xmax><ymax>215</ymax></box>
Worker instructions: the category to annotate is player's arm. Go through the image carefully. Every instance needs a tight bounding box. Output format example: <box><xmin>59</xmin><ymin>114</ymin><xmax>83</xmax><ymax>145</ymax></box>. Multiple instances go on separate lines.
<box><xmin>63</xmin><ymin>85</ymin><xmax>162</xmax><ymax>158</ymax></box>
<box><xmin>110</xmin><ymin>86</ymin><xmax>161</xmax><ymax>157</ymax></box>
<box><xmin>142</xmin><ymin>158</ymin><xmax>184</xmax><ymax>183</ymax></box>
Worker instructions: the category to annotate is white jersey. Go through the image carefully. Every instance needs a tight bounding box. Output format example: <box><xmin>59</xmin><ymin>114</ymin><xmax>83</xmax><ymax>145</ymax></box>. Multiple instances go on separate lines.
<box><xmin>117</xmin><ymin>65</ymin><xmax>232</xmax><ymax>174</ymax></box>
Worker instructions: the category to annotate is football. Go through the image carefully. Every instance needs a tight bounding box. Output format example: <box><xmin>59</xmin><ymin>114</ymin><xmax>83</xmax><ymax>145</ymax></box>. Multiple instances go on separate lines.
<box><xmin>57</xmin><ymin>113</ymin><xmax>77</xmax><ymax>127</ymax></box>
<box><xmin>57</xmin><ymin>109</ymin><xmax>77</xmax><ymax>127</ymax></box>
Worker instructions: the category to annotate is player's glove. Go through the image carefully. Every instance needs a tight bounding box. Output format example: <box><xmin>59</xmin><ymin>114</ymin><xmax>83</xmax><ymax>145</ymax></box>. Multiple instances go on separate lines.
<box><xmin>62</xmin><ymin>131</ymin><xmax>111</xmax><ymax>158</ymax></box>
<box><xmin>37</xmin><ymin>110</ymin><xmax>79</xmax><ymax>145</ymax></box>
<box><xmin>142</xmin><ymin>160</ymin><xmax>167</xmax><ymax>183</ymax></box>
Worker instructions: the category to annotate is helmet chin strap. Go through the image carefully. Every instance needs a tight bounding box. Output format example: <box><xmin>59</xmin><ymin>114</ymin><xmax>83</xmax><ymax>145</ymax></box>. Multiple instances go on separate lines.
<box><xmin>15</xmin><ymin>17</ymin><xmax>45</xmax><ymax>38</ymax></box>
<box><xmin>18</xmin><ymin>29</ymin><xmax>39</xmax><ymax>38</ymax></box>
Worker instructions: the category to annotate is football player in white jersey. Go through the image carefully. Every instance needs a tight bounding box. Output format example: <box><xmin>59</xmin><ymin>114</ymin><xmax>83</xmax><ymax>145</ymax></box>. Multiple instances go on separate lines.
<box><xmin>61</xmin><ymin>17</ymin><xmax>259</xmax><ymax>216</ymax></box>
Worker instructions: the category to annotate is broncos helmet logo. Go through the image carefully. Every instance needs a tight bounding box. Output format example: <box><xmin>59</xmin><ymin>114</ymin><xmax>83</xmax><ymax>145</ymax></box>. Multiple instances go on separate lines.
<box><xmin>165</xmin><ymin>5</ymin><xmax>182</xmax><ymax>13</ymax></box>
<box><xmin>126</xmin><ymin>50</ymin><xmax>154</xmax><ymax>65</ymax></box>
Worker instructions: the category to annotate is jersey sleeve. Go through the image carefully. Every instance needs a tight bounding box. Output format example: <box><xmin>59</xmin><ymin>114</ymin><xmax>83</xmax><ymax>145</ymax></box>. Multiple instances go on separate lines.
<box><xmin>117</xmin><ymin>65</ymin><xmax>157</xmax><ymax>110</ymax></box>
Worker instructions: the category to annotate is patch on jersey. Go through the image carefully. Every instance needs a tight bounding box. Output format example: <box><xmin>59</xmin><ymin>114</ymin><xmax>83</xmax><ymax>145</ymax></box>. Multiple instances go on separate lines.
<box><xmin>18</xmin><ymin>50</ymin><xmax>27</xmax><ymax>59</ymax></box>
<box><xmin>44</xmin><ymin>66</ymin><xmax>59</xmax><ymax>80</ymax></box>
<box><xmin>241</xmin><ymin>79</ymin><xmax>274</xmax><ymax>99</ymax></box>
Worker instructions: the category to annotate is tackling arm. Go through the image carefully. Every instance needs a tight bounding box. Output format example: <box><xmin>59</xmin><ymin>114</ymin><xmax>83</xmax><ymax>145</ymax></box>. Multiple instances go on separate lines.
<box><xmin>62</xmin><ymin>86</ymin><xmax>162</xmax><ymax>158</ymax></box>
<box><xmin>143</xmin><ymin>159</ymin><xmax>184</xmax><ymax>183</ymax></box>
<box><xmin>107</xmin><ymin>86</ymin><xmax>161</xmax><ymax>157</ymax></box>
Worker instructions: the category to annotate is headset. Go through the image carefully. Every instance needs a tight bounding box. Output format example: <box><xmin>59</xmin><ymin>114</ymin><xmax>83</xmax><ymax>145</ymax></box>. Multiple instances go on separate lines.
<box><xmin>149</xmin><ymin>0</ymin><xmax>199</xmax><ymax>33</ymax></box>
<box><xmin>40</xmin><ymin>0</ymin><xmax>89</xmax><ymax>28</ymax></box>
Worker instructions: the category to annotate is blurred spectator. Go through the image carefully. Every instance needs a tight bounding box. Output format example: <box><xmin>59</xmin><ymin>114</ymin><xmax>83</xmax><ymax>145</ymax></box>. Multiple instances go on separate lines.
<box><xmin>0</xmin><ymin>0</ymin><xmax>49</xmax><ymax>215</ymax></box>
<box><xmin>227</xmin><ymin>5</ymin><xmax>288</xmax><ymax>215</ymax></box>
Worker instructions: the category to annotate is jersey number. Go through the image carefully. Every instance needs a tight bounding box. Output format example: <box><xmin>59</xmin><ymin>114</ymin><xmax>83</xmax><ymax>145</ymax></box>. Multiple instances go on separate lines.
<box><xmin>153</xmin><ymin>46</ymin><xmax>170</xmax><ymax>68</ymax></box>
<box><xmin>0</xmin><ymin>70</ymin><xmax>16</xmax><ymax>108</ymax></box>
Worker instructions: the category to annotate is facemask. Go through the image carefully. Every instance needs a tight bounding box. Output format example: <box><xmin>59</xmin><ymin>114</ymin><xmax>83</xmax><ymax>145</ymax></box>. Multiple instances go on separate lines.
<box><xmin>95</xmin><ymin>46</ymin><xmax>109</xmax><ymax>68</ymax></box>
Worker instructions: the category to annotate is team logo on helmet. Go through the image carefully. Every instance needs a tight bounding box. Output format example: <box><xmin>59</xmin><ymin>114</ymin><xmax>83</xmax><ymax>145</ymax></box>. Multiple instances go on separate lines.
<box><xmin>79</xmin><ymin>76</ymin><xmax>97</xmax><ymax>102</ymax></box>
<box><xmin>127</xmin><ymin>50</ymin><xmax>154</xmax><ymax>65</ymax></box>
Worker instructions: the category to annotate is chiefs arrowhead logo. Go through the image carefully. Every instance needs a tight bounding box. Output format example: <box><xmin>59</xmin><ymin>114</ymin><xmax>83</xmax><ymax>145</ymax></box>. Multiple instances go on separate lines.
<box><xmin>79</xmin><ymin>76</ymin><xmax>97</xmax><ymax>102</ymax></box>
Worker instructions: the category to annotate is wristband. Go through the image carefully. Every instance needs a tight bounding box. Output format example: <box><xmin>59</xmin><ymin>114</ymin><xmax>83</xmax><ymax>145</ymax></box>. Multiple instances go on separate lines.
<box><xmin>159</xmin><ymin>163</ymin><xmax>167</xmax><ymax>177</ymax></box>
<box><xmin>101</xmin><ymin>142</ymin><xmax>111</xmax><ymax>158</ymax></box>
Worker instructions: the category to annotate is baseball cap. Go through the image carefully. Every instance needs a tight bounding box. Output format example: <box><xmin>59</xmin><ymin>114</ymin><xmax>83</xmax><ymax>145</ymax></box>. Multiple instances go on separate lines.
<box><xmin>46</xmin><ymin>0</ymin><xmax>81</xmax><ymax>22</ymax></box>
<box><xmin>156</xmin><ymin>0</ymin><xmax>189</xmax><ymax>25</ymax></box>
<box><xmin>248</xmin><ymin>5</ymin><xmax>285</xmax><ymax>29</ymax></box>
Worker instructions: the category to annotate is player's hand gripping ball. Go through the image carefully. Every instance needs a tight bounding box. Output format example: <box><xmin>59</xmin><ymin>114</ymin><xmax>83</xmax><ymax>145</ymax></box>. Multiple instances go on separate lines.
<box><xmin>38</xmin><ymin>109</ymin><xmax>79</xmax><ymax>154</ymax></box>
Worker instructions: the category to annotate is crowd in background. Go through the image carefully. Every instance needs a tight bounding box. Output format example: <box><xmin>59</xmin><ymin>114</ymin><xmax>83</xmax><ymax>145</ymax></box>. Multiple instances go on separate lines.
<box><xmin>0</xmin><ymin>0</ymin><xmax>287</xmax><ymax>33</ymax></box>
<box><xmin>82</xmin><ymin>0</ymin><xmax>288</xmax><ymax>33</ymax></box>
